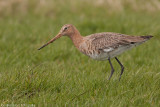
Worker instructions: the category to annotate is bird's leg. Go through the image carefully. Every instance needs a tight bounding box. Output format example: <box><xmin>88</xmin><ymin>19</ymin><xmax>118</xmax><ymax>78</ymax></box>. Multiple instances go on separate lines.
<box><xmin>115</xmin><ymin>57</ymin><xmax>124</xmax><ymax>81</ymax></box>
<box><xmin>108</xmin><ymin>58</ymin><xmax>115</xmax><ymax>80</ymax></box>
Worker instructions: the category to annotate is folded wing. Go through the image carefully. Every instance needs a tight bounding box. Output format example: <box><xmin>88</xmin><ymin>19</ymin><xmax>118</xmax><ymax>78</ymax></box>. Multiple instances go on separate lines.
<box><xmin>89</xmin><ymin>32</ymin><xmax>152</xmax><ymax>53</ymax></box>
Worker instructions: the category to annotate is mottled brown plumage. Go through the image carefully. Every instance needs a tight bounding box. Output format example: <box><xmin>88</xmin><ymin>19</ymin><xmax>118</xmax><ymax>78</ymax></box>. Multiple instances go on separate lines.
<box><xmin>38</xmin><ymin>24</ymin><xmax>153</xmax><ymax>80</ymax></box>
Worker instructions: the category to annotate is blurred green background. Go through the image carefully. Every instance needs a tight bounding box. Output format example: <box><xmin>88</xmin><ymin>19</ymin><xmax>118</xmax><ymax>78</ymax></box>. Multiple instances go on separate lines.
<box><xmin>0</xmin><ymin>0</ymin><xmax>160</xmax><ymax>106</ymax></box>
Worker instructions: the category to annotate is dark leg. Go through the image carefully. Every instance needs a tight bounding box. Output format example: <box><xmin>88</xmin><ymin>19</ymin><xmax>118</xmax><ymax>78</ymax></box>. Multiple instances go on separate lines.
<box><xmin>108</xmin><ymin>58</ymin><xmax>115</xmax><ymax>80</ymax></box>
<box><xmin>115</xmin><ymin>57</ymin><xmax>124</xmax><ymax>81</ymax></box>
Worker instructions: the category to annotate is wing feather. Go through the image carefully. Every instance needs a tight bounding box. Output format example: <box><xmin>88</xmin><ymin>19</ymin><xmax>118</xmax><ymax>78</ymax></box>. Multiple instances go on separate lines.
<box><xmin>89</xmin><ymin>32</ymin><xmax>143</xmax><ymax>52</ymax></box>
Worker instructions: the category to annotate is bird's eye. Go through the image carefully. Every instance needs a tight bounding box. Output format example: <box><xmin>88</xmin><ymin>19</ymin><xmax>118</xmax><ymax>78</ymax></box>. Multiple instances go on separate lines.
<box><xmin>64</xmin><ymin>27</ymin><xmax>68</xmax><ymax>31</ymax></box>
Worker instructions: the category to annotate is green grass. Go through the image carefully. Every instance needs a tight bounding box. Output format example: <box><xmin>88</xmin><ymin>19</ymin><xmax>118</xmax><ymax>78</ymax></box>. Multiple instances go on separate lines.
<box><xmin>0</xmin><ymin>1</ymin><xmax>160</xmax><ymax>106</ymax></box>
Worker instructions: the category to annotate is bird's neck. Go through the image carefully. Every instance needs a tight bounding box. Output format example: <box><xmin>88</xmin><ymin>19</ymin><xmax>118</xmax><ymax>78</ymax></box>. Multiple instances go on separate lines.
<box><xmin>69</xmin><ymin>29</ymin><xmax>83</xmax><ymax>49</ymax></box>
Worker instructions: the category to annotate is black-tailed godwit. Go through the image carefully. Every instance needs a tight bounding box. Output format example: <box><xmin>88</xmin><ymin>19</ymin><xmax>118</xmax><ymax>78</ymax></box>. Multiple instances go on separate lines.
<box><xmin>38</xmin><ymin>24</ymin><xmax>153</xmax><ymax>80</ymax></box>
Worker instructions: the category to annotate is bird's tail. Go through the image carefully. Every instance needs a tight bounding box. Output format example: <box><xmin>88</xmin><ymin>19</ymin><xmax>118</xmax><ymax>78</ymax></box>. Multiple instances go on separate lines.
<box><xmin>127</xmin><ymin>35</ymin><xmax>153</xmax><ymax>46</ymax></box>
<box><xmin>140</xmin><ymin>35</ymin><xmax>153</xmax><ymax>40</ymax></box>
<box><xmin>132</xmin><ymin>35</ymin><xmax>153</xmax><ymax>46</ymax></box>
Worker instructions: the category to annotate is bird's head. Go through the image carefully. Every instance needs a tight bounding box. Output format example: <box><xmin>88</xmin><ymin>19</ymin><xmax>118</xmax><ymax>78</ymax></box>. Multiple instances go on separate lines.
<box><xmin>60</xmin><ymin>24</ymin><xmax>75</xmax><ymax>36</ymax></box>
<box><xmin>38</xmin><ymin>24</ymin><xmax>75</xmax><ymax>50</ymax></box>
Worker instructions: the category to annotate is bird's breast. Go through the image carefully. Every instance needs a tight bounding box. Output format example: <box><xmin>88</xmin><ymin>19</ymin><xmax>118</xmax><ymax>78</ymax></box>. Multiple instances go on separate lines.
<box><xmin>78</xmin><ymin>41</ymin><xmax>108</xmax><ymax>60</ymax></box>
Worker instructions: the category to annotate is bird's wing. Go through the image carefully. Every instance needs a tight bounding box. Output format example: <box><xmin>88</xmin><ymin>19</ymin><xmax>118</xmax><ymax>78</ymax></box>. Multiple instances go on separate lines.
<box><xmin>89</xmin><ymin>32</ymin><xmax>144</xmax><ymax>52</ymax></box>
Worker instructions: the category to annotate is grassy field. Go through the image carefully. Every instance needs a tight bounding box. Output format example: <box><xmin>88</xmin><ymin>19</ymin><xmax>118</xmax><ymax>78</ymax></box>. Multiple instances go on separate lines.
<box><xmin>0</xmin><ymin>0</ymin><xmax>160</xmax><ymax>106</ymax></box>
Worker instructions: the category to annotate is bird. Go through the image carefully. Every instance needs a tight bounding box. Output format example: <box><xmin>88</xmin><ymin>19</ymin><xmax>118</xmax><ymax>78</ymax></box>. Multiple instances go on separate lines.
<box><xmin>38</xmin><ymin>24</ymin><xmax>153</xmax><ymax>80</ymax></box>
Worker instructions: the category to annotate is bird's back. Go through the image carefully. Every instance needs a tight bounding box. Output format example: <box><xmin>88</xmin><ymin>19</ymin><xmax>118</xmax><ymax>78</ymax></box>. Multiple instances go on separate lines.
<box><xmin>80</xmin><ymin>32</ymin><xmax>153</xmax><ymax>60</ymax></box>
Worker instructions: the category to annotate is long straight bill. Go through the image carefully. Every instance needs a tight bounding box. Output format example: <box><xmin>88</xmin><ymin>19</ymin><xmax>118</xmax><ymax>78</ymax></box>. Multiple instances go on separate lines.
<box><xmin>38</xmin><ymin>34</ymin><xmax>61</xmax><ymax>50</ymax></box>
